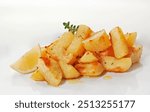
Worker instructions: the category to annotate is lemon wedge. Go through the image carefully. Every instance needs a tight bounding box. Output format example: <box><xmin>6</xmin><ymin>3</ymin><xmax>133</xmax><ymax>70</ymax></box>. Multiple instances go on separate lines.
<box><xmin>10</xmin><ymin>45</ymin><xmax>41</xmax><ymax>74</ymax></box>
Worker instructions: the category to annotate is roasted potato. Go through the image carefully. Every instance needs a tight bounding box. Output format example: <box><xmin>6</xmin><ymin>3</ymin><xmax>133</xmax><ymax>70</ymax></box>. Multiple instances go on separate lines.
<box><xmin>125</xmin><ymin>32</ymin><xmax>137</xmax><ymax>47</ymax></box>
<box><xmin>97</xmin><ymin>46</ymin><xmax>114</xmax><ymax>57</ymax></box>
<box><xmin>46</xmin><ymin>38</ymin><xmax>77</xmax><ymax>64</ymax></box>
<box><xmin>78</xmin><ymin>51</ymin><xmax>98</xmax><ymax>63</ymax></box>
<box><xmin>41</xmin><ymin>47</ymin><xmax>50</xmax><ymax>58</ymax></box>
<box><xmin>38</xmin><ymin>58</ymin><xmax>63</xmax><ymax>86</ymax></box>
<box><xmin>101</xmin><ymin>56</ymin><xmax>132</xmax><ymax>72</ymax></box>
<box><xmin>47</xmin><ymin>43</ymin><xmax>76</xmax><ymax>64</ymax></box>
<box><xmin>46</xmin><ymin>32</ymin><xmax>74</xmax><ymax>60</ymax></box>
<box><xmin>76</xmin><ymin>25</ymin><xmax>93</xmax><ymax>40</ymax></box>
<box><xmin>59</xmin><ymin>61</ymin><xmax>80</xmax><ymax>79</ymax></box>
<box><xmin>66</xmin><ymin>37</ymin><xmax>85</xmax><ymax>57</ymax></box>
<box><xmin>46</xmin><ymin>39</ymin><xmax>64</xmax><ymax>60</ymax></box>
<box><xmin>75</xmin><ymin>62</ymin><xmax>104</xmax><ymax>77</ymax></box>
<box><xmin>58</xmin><ymin>32</ymin><xmax>74</xmax><ymax>48</ymax></box>
<box><xmin>31</xmin><ymin>69</ymin><xmax>45</xmax><ymax>81</ymax></box>
<box><xmin>49</xmin><ymin>46</ymin><xmax>65</xmax><ymax>61</ymax></box>
<box><xmin>130</xmin><ymin>45</ymin><xmax>143</xmax><ymax>63</ymax></box>
<box><xmin>110</xmin><ymin>27</ymin><xmax>129</xmax><ymax>58</ymax></box>
<box><xmin>83</xmin><ymin>30</ymin><xmax>111</xmax><ymax>52</ymax></box>
<box><xmin>63</xmin><ymin>53</ymin><xmax>77</xmax><ymax>64</ymax></box>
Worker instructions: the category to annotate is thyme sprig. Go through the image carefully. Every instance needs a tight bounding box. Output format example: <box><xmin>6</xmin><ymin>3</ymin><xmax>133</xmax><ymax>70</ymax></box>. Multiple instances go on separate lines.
<box><xmin>63</xmin><ymin>21</ymin><xmax>79</xmax><ymax>34</ymax></box>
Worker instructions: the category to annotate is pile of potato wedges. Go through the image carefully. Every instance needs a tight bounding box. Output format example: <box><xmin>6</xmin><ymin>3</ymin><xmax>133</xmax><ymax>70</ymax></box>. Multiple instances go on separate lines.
<box><xmin>32</xmin><ymin>25</ymin><xmax>142</xmax><ymax>86</ymax></box>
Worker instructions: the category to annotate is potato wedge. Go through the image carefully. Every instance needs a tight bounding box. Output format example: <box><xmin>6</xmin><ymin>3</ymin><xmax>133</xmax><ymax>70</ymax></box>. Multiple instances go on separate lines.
<box><xmin>75</xmin><ymin>62</ymin><xmax>104</xmax><ymax>77</ymax></box>
<box><xmin>110</xmin><ymin>27</ymin><xmax>129</xmax><ymax>58</ymax></box>
<box><xmin>97</xmin><ymin>47</ymin><xmax>114</xmax><ymax>57</ymax></box>
<box><xmin>59</xmin><ymin>61</ymin><xmax>80</xmax><ymax>79</ymax></box>
<box><xmin>58</xmin><ymin>32</ymin><xmax>74</xmax><ymax>48</ymax></box>
<box><xmin>83</xmin><ymin>30</ymin><xmax>111</xmax><ymax>52</ymax></box>
<box><xmin>41</xmin><ymin>47</ymin><xmax>50</xmax><ymax>58</ymax></box>
<box><xmin>47</xmin><ymin>41</ymin><xmax>77</xmax><ymax>64</ymax></box>
<box><xmin>63</xmin><ymin>53</ymin><xmax>77</xmax><ymax>64</ymax></box>
<box><xmin>47</xmin><ymin>41</ymin><xmax>76</xmax><ymax>64</ymax></box>
<box><xmin>78</xmin><ymin>51</ymin><xmax>98</xmax><ymax>63</ymax></box>
<box><xmin>125</xmin><ymin>32</ymin><xmax>137</xmax><ymax>47</ymax></box>
<box><xmin>48</xmin><ymin>46</ymin><xmax>65</xmax><ymax>61</ymax></box>
<box><xmin>66</xmin><ymin>37</ymin><xmax>85</xmax><ymax>57</ymax></box>
<box><xmin>130</xmin><ymin>45</ymin><xmax>143</xmax><ymax>63</ymax></box>
<box><xmin>31</xmin><ymin>69</ymin><xmax>45</xmax><ymax>81</ymax></box>
<box><xmin>38</xmin><ymin>58</ymin><xmax>62</xmax><ymax>86</ymax></box>
<box><xmin>46</xmin><ymin>32</ymin><xmax>74</xmax><ymax>60</ymax></box>
<box><xmin>46</xmin><ymin>39</ymin><xmax>64</xmax><ymax>60</ymax></box>
<box><xmin>101</xmin><ymin>56</ymin><xmax>132</xmax><ymax>72</ymax></box>
<box><xmin>76</xmin><ymin>25</ymin><xmax>93</xmax><ymax>40</ymax></box>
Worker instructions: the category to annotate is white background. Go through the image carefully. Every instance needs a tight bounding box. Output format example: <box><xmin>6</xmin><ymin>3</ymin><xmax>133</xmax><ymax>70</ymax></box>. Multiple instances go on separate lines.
<box><xmin>0</xmin><ymin>0</ymin><xmax>150</xmax><ymax>95</ymax></box>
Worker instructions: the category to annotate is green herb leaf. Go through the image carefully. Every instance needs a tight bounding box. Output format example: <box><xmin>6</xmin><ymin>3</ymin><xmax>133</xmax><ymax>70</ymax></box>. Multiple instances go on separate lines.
<box><xmin>63</xmin><ymin>21</ymin><xmax>79</xmax><ymax>34</ymax></box>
